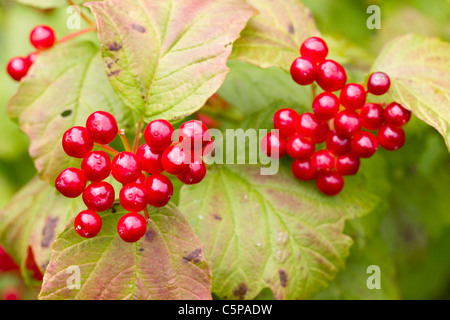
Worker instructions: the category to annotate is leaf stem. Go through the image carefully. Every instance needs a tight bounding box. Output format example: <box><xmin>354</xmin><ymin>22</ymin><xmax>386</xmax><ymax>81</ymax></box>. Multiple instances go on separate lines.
<box><xmin>118</xmin><ymin>129</ymin><xmax>132</xmax><ymax>152</ymax></box>
<box><xmin>57</xmin><ymin>26</ymin><xmax>96</xmax><ymax>44</ymax></box>
<box><xmin>94</xmin><ymin>143</ymin><xmax>119</xmax><ymax>157</ymax></box>
<box><xmin>67</xmin><ymin>0</ymin><xmax>95</xmax><ymax>26</ymax></box>
<box><xmin>143</xmin><ymin>207</ymin><xmax>150</xmax><ymax>220</ymax></box>
<box><xmin>132</xmin><ymin>118</ymin><xmax>145</xmax><ymax>154</ymax></box>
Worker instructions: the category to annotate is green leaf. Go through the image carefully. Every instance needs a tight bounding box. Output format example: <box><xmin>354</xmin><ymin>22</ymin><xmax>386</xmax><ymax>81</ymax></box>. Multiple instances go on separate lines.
<box><xmin>86</xmin><ymin>0</ymin><xmax>256</xmax><ymax>122</ymax></box>
<box><xmin>371</xmin><ymin>34</ymin><xmax>450</xmax><ymax>152</ymax></box>
<box><xmin>15</xmin><ymin>0</ymin><xmax>95</xmax><ymax>9</ymax></box>
<box><xmin>230</xmin><ymin>0</ymin><xmax>319</xmax><ymax>70</ymax></box>
<box><xmin>7</xmin><ymin>40</ymin><xmax>132</xmax><ymax>183</ymax></box>
<box><xmin>178</xmin><ymin>165</ymin><xmax>382</xmax><ymax>300</ymax></box>
<box><xmin>39</xmin><ymin>203</ymin><xmax>212</xmax><ymax>300</ymax></box>
<box><xmin>0</xmin><ymin>177</ymin><xmax>83</xmax><ymax>282</ymax></box>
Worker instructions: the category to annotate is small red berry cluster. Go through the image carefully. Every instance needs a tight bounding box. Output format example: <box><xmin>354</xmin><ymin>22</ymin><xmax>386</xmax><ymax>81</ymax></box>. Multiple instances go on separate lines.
<box><xmin>55</xmin><ymin>111</ymin><xmax>212</xmax><ymax>243</ymax></box>
<box><xmin>262</xmin><ymin>36</ymin><xmax>411</xmax><ymax>196</ymax></box>
<box><xmin>6</xmin><ymin>25</ymin><xmax>56</xmax><ymax>81</ymax></box>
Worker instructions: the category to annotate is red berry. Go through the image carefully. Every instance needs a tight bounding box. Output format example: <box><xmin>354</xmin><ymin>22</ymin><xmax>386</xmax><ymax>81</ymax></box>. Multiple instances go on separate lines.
<box><xmin>6</xmin><ymin>57</ymin><xmax>30</xmax><ymax>81</ymax></box>
<box><xmin>117</xmin><ymin>212</ymin><xmax>147</xmax><ymax>243</ymax></box>
<box><xmin>29</xmin><ymin>25</ymin><xmax>55</xmax><ymax>50</ymax></box>
<box><xmin>74</xmin><ymin>210</ymin><xmax>102</xmax><ymax>238</ymax></box>
<box><xmin>62</xmin><ymin>126</ymin><xmax>94</xmax><ymax>158</ymax></box>
<box><xmin>81</xmin><ymin>151</ymin><xmax>111</xmax><ymax>182</ymax></box>
<box><xmin>119</xmin><ymin>183</ymin><xmax>148</xmax><ymax>212</ymax></box>
<box><xmin>161</xmin><ymin>144</ymin><xmax>189</xmax><ymax>175</ymax></box>
<box><xmin>326</xmin><ymin>130</ymin><xmax>351</xmax><ymax>156</ymax></box>
<box><xmin>131</xmin><ymin>172</ymin><xmax>147</xmax><ymax>185</ymax></box>
<box><xmin>311</xmin><ymin>119</ymin><xmax>330</xmax><ymax>143</ymax></box>
<box><xmin>290</xmin><ymin>57</ymin><xmax>317</xmax><ymax>85</ymax></box>
<box><xmin>312</xmin><ymin>92</ymin><xmax>340</xmax><ymax>121</ymax></box>
<box><xmin>55</xmin><ymin>167</ymin><xmax>87</xmax><ymax>198</ymax></box>
<box><xmin>0</xmin><ymin>246</ymin><xmax>19</xmax><ymax>272</ymax></box>
<box><xmin>336</xmin><ymin>154</ymin><xmax>360</xmax><ymax>176</ymax></box>
<box><xmin>316</xmin><ymin>60</ymin><xmax>347</xmax><ymax>92</ymax></box>
<box><xmin>178</xmin><ymin>120</ymin><xmax>212</xmax><ymax>151</ymax></box>
<box><xmin>111</xmin><ymin>152</ymin><xmax>142</xmax><ymax>185</ymax></box>
<box><xmin>177</xmin><ymin>157</ymin><xmax>207</xmax><ymax>185</ymax></box>
<box><xmin>85</xmin><ymin>111</ymin><xmax>118</xmax><ymax>145</ymax></box>
<box><xmin>286</xmin><ymin>134</ymin><xmax>315</xmax><ymax>159</ymax></box>
<box><xmin>360</xmin><ymin>103</ymin><xmax>384</xmax><ymax>131</ymax></box>
<box><xmin>291</xmin><ymin>158</ymin><xmax>317</xmax><ymax>181</ymax></box>
<box><xmin>384</xmin><ymin>102</ymin><xmax>411</xmax><ymax>127</ymax></box>
<box><xmin>339</xmin><ymin>83</ymin><xmax>367</xmax><ymax>110</ymax></box>
<box><xmin>316</xmin><ymin>172</ymin><xmax>344</xmax><ymax>196</ymax></box>
<box><xmin>82</xmin><ymin>181</ymin><xmax>115</xmax><ymax>212</ymax></box>
<box><xmin>296</xmin><ymin>112</ymin><xmax>321</xmax><ymax>139</ymax></box>
<box><xmin>334</xmin><ymin>110</ymin><xmax>362</xmax><ymax>138</ymax></box>
<box><xmin>146</xmin><ymin>174</ymin><xmax>174</xmax><ymax>207</ymax></box>
<box><xmin>136</xmin><ymin>143</ymin><xmax>164</xmax><ymax>175</ymax></box>
<box><xmin>377</xmin><ymin>124</ymin><xmax>405</xmax><ymax>151</ymax></box>
<box><xmin>311</xmin><ymin>150</ymin><xmax>335</xmax><ymax>172</ymax></box>
<box><xmin>300</xmin><ymin>36</ymin><xmax>328</xmax><ymax>63</ymax></box>
<box><xmin>261</xmin><ymin>132</ymin><xmax>286</xmax><ymax>159</ymax></box>
<box><xmin>144</xmin><ymin>119</ymin><xmax>174</xmax><ymax>153</ymax></box>
<box><xmin>367</xmin><ymin>72</ymin><xmax>390</xmax><ymax>96</ymax></box>
<box><xmin>351</xmin><ymin>131</ymin><xmax>378</xmax><ymax>158</ymax></box>
<box><xmin>26</xmin><ymin>52</ymin><xmax>38</xmax><ymax>66</ymax></box>
<box><xmin>273</xmin><ymin>108</ymin><xmax>299</xmax><ymax>137</ymax></box>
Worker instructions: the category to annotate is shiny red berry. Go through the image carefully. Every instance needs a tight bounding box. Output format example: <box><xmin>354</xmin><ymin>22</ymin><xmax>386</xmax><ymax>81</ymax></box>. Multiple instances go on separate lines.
<box><xmin>117</xmin><ymin>212</ymin><xmax>147</xmax><ymax>243</ymax></box>
<box><xmin>273</xmin><ymin>108</ymin><xmax>299</xmax><ymax>137</ymax></box>
<box><xmin>146</xmin><ymin>174</ymin><xmax>174</xmax><ymax>207</ymax></box>
<box><xmin>340</xmin><ymin>83</ymin><xmax>367</xmax><ymax>110</ymax></box>
<box><xmin>261</xmin><ymin>132</ymin><xmax>286</xmax><ymax>159</ymax></box>
<box><xmin>81</xmin><ymin>151</ymin><xmax>111</xmax><ymax>182</ymax></box>
<box><xmin>177</xmin><ymin>157</ymin><xmax>207</xmax><ymax>185</ymax></box>
<box><xmin>367</xmin><ymin>72</ymin><xmax>390</xmax><ymax>96</ymax></box>
<box><xmin>55</xmin><ymin>167</ymin><xmax>87</xmax><ymax>198</ymax></box>
<box><xmin>311</xmin><ymin>150</ymin><xmax>335</xmax><ymax>172</ymax></box>
<box><xmin>326</xmin><ymin>130</ymin><xmax>351</xmax><ymax>156</ymax></box>
<box><xmin>316</xmin><ymin>172</ymin><xmax>344</xmax><ymax>196</ymax></box>
<box><xmin>316</xmin><ymin>60</ymin><xmax>347</xmax><ymax>92</ymax></box>
<box><xmin>336</xmin><ymin>154</ymin><xmax>360</xmax><ymax>176</ymax></box>
<box><xmin>377</xmin><ymin>124</ymin><xmax>405</xmax><ymax>151</ymax></box>
<box><xmin>6</xmin><ymin>57</ymin><xmax>30</xmax><ymax>81</ymax></box>
<box><xmin>161</xmin><ymin>144</ymin><xmax>189</xmax><ymax>175</ymax></box>
<box><xmin>131</xmin><ymin>172</ymin><xmax>147</xmax><ymax>185</ymax></box>
<box><xmin>111</xmin><ymin>152</ymin><xmax>142</xmax><ymax>185</ymax></box>
<box><xmin>178</xmin><ymin>120</ymin><xmax>212</xmax><ymax>151</ymax></box>
<box><xmin>334</xmin><ymin>110</ymin><xmax>362</xmax><ymax>138</ymax></box>
<box><xmin>29</xmin><ymin>25</ymin><xmax>55</xmax><ymax>50</ymax></box>
<box><xmin>74</xmin><ymin>210</ymin><xmax>102</xmax><ymax>238</ymax></box>
<box><xmin>286</xmin><ymin>134</ymin><xmax>315</xmax><ymax>159</ymax></box>
<box><xmin>360</xmin><ymin>103</ymin><xmax>384</xmax><ymax>131</ymax></box>
<box><xmin>26</xmin><ymin>52</ymin><xmax>38</xmax><ymax>66</ymax></box>
<box><xmin>119</xmin><ymin>183</ymin><xmax>148</xmax><ymax>212</ymax></box>
<box><xmin>136</xmin><ymin>143</ymin><xmax>164</xmax><ymax>175</ymax></box>
<box><xmin>290</xmin><ymin>57</ymin><xmax>317</xmax><ymax>85</ymax></box>
<box><xmin>300</xmin><ymin>37</ymin><xmax>328</xmax><ymax>63</ymax></box>
<box><xmin>351</xmin><ymin>131</ymin><xmax>378</xmax><ymax>158</ymax></box>
<box><xmin>85</xmin><ymin>111</ymin><xmax>118</xmax><ymax>145</ymax></box>
<box><xmin>312</xmin><ymin>92</ymin><xmax>340</xmax><ymax>121</ymax></box>
<box><xmin>291</xmin><ymin>158</ymin><xmax>317</xmax><ymax>181</ymax></box>
<box><xmin>311</xmin><ymin>119</ymin><xmax>330</xmax><ymax>144</ymax></box>
<box><xmin>144</xmin><ymin>119</ymin><xmax>174</xmax><ymax>153</ymax></box>
<box><xmin>296</xmin><ymin>112</ymin><xmax>321</xmax><ymax>139</ymax></box>
<box><xmin>62</xmin><ymin>126</ymin><xmax>94</xmax><ymax>158</ymax></box>
<box><xmin>82</xmin><ymin>181</ymin><xmax>115</xmax><ymax>212</ymax></box>
<box><xmin>384</xmin><ymin>102</ymin><xmax>411</xmax><ymax>127</ymax></box>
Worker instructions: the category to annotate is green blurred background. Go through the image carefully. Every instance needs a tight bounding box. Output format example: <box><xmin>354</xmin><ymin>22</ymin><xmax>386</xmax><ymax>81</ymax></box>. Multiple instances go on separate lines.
<box><xmin>0</xmin><ymin>0</ymin><xmax>449</xmax><ymax>300</ymax></box>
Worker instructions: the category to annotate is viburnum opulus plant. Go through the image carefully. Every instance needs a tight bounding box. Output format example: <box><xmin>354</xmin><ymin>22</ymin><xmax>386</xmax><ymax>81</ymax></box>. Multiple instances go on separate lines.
<box><xmin>0</xmin><ymin>0</ymin><xmax>449</xmax><ymax>301</ymax></box>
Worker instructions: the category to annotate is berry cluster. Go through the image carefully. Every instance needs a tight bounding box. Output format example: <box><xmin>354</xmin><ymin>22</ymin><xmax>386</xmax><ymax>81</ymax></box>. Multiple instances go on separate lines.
<box><xmin>55</xmin><ymin>112</ymin><xmax>212</xmax><ymax>242</ymax></box>
<box><xmin>6</xmin><ymin>25</ymin><xmax>56</xmax><ymax>81</ymax></box>
<box><xmin>262</xmin><ymin>36</ymin><xmax>411</xmax><ymax>196</ymax></box>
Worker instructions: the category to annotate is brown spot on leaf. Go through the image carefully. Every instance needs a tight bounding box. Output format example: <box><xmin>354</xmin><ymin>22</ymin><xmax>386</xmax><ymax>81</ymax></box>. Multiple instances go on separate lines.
<box><xmin>131</xmin><ymin>23</ymin><xmax>146</xmax><ymax>33</ymax></box>
<box><xmin>138</xmin><ymin>248</ymin><xmax>144</xmax><ymax>252</ymax></box>
<box><xmin>145</xmin><ymin>229</ymin><xmax>156</xmax><ymax>242</ymax></box>
<box><xmin>233</xmin><ymin>283</ymin><xmax>248</xmax><ymax>300</ymax></box>
<box><xmin>279</xmin><ymin>269</ymin><xmax>288</xmax><ymax>287</ymax></box>
<box><xmin>107</xmin><ymin>42</ymin><xmax>122</xmax><ymax>51</ymax></box>
<box><xmin>107</xmin><ymin>69</ymin><xmax>121</xmax><ymax>77</ymax></box>
<box><xmin>213</xmin><ymin>214</ymin><xmax>222</xmax><ymax>220</ymax></box>
<box><xmin>288</xmin><ymin>24</ymin><xmax>295</xmax><ymax>34</ymax></box>
<box><xmin>41</xmin><ymin>217</ymin><xmax>59</xmax><ymax>248</ymax></box>
<box><xmin>183</xmin><ymin>248</ymin><xmax>202</xmax><ymax>264</ymax></box>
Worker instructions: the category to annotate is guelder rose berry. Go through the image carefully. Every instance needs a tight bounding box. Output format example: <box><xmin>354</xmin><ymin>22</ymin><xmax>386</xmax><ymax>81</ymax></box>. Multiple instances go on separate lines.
<box><xmin>146</xmin><ymin>174</ymin><xmax>174</xmax><ymax>208</ymax></box>
<box><xmin>144</xmin><ymin>119</ymin><xmax>174</xmax><ymax>153</ymax></box>
<box><xmin>6</xmin><ymin>57</ymin><xmax>29</xmax><ymax>81</ymax></box>
<box><xmin>384</xmin><ymin>102</ymin><xmax>411</xmax><ymax>127</ymax></box>
<box><xmin>81</xmin><ymin>151</ymin><xmax>111</xmax><ymax>182</ymax></box>
<box><xmin>178</xmin><ymin>120</ymin><xmax>212</xmax><ymax>151</ymax></box>
<box><xmin>312</xmin><ymin>92</ymin><xmax>340</xmax><ymax>121</ymax></box>
<box><xmin>261</xmin><ymin>132</ymin><xmax>286</xmax><ymax>159</ymax></box>
<box><xmin>161</xmin><ymin>144</ymin><xmax>189</xmax><ymax>175</ymax></box>
<box><xmin>177</xmin><ymin>157</ymin><xmax>207</xmax><ymax>185</ymax></box>
<box><xmin>316</xmin><ymin>172</ymin><xmax>344</xmax><ymax>196</ymax></box>
<box><xmin>74</xmin><ymin>210</ymin><xmax>102</xmax><ymax>238</ymax></box>
<box><xmin>300</xmin><ymin>37</ymin><xmax>328</xmax><ymax>63</ymax></box>
<box><xmin>85</xmin><ymin>111</ymin><xmax>118</xmax><ymax>144</ymax></box>
<box><xmin>55</xmin><ymin>167</ymin><xmax>87</xmax><ymax>198</ymax></box>
<box><xmin>30</xmin><ymin>25</ymin><xmax>56</xmax><ymax>50</ymax></box>
<box><xmin>316</xmin><ymin>60</ymin><xmax>347</xmax><ymax>92</ymax></box>
<box><xmin>290</xmin><ymin>57</ymin><xmax>317</xmax><ymax>85</ymax></box>
<box><xmin>340</xmin><ymin>83</ymin><xmax>367</xmax><ymax>110</ymax></box>
<box><xmin>82</xmin><ymin>181</ymin><xmax>115</xmax><ymax>212</ymax></box>
<box><xmin>112</xmin><ymin>152</ymin><xmax>142</xmax><ymax>185</ymax></box>
<box><xmin>117</xmin><ymin>213</ymin><xmax>147</xmax><ymax>243</ymax></box>
<box><xmin>62</xmin><ymin>126</ymin><xmax>94</xmax><ymax>158</ymax></box>
<box><xmin>273</xmin><ymin>108</ymin><xmax>299</xmax><ymax>137</ymax></box>
<box><xmin>292</xmin><ymin>159</ymin><xmax>318</xmax><ymax>181</ymax></box>
<box><xmin>119</xmin><ymin>183</ymin><xmax>148</xmax><ymax>212</ymax></box>
<box><xmin>377</xmin><ymin>124</ymin><xmax>406</xmax><ymax>151</ymax></box>
<box><xmin>367</xmin><ymin>72</ymin><xmax>390</xmax><ymax>95</ymax></box>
